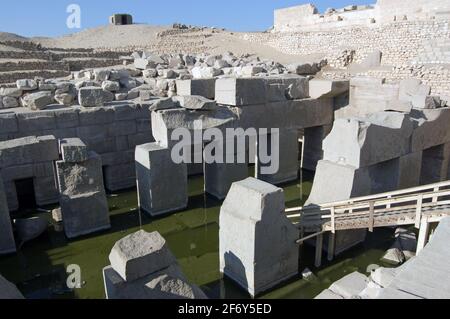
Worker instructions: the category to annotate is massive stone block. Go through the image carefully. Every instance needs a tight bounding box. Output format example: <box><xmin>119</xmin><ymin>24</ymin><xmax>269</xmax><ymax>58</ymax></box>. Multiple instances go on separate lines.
<box><xmin>109</xmin><ymin>230</ymin><xmax>177</xmax><ymax>282</ymax></box>
<box><xmin>219</xmin><ymin>177</ymin><xmax>299</xmax><ymax>297</ymax></box>
<box><xmin>302</xmin><ymin>125</ymin><xmax>332</xmax><ymax>171</ymax></box>
<box><xmin>323</xmin><ymin>112</ymin><xmax>413</xmax><ymax>168</ymax></box>
<box><xmin>59</xmin><ymin>138</ymin><xmax>88</xmax><ymax>163</ymax></box>
<box><xmin>309</xmin><ymin>79</ymin><xmax>349</xmax><ymax>99</ymax></box>
<box><xmin>103</xmin><ymin>230</ymin><xmax>206</xmax><ymax>299</ymax></box>
<box><xmin>0</xmin><ymin>175</ymin><xmax>15</xmax><ymax>255</ymax></box>
<box><xmin>135</xmin><ymin>143</ymin><xmax>188</xmax><ymax>216</ymax></box>
<box><xmin>56</xmin><ymin>151</ymin><xmax>110</xmax><ymax>238</ymax></box>
<box><xmin>176</xmin><ymin>79</ymin><xmax>216</xmax><ymax>99</ymax></box>
<box><xmin>215</xmin><ymin>78</ymin><xmax>267</xmax><ymax>106</ymax></box>
<box><xmin>257</xmin><ymin>129</ymin><xmax>299</xmax><ymax>185</ymax></box>
<box><xmin>78</xmin><ymin>87</ymin><xmax>114</xmax><ymax>107</ymax></box>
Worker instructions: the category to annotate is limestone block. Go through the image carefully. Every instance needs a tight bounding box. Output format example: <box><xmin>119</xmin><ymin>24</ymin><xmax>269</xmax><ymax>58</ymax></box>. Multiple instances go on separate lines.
<box><xmin>103</xmin><ymin>264</ymin><xmax>207</xmax><ymax>299</ymax></box>
<box><xmin>329</xmin><ymin>272</ymin><xmax>369</xmax><ymax>298</ymax></box>
<box><xmin>0</xmin><ymin>87</ymin><xmax>22</xmax><ymax>97</ymax></box>
<box><xmin>109</xmin><ymin>230</ymin><xmax>177</xmax><ymax>282</ymax></box>
<box><xmin>219</xmin><ymin>177</ymin><xmax>299</xmax><ymax>297</ymax></box>
<box><xmin>0</xmin><ymin>114</ymin><xmax>18</xmax><ymax>134</ymax></box>
<box><xmin>0</xmin><ymin>275</ymin><xmax>24</xmax><ymax>299</ymax></box>
<box><xmin>382</xmin><ymin>248</ymin><xmax>406</xmax><ymax>265</ymax></box>
<box><xmin>306</xmin><ymin>160</ymin><xmax>371</xmax><ymax>205</ymax></box>
<box><xmin>21</xmin><ymin>91</ymin><xmax>54</xmax><ymax>110</ymax></box>
<box><xmin>397</xmin><ymin>152</ymin><xmax>422</xmax><ymax>189</ymax></box>
<box><xmin>54</xmin><ymin>93</ymin><xmax>74</xmax><ymax>106</ymax></box>
<box><xmin>287</xmin><ymin>62</ymin><xmax>321</xmax><ymax>75</ymax></box>
<box><xmin>399</xmin><ymin>79</ymin><xmax>431</xmax><ymax>103</ymax></box>
<box><xmin>78</xmin><ymin>87</ymin><xmax>114</xmax><ymax>107</ymax></box>
<box><xmin>2</xmin><ymin>96</ymin><xmax>19</xmax><ymax>108</ymax></box>
<box><xmin>0</xmin><ymin>135</ymin><xmax>59</xmax><ymax>168</ymax></box>
<box><xmin>149</xmin><ymin>97</ymin><xmax>180</xmax><ymax>111</ymax></box>
<box><xmin>266</xmin><ymin>75</ymin><xmax>309</xmax><ymax>101</ymax></box>
<box><xmin>175</xmin><ymin>95</ymin><xmax>217</xmax><ymax>110</ymax></box>
<box><xmin>60</xmin><ymin>191</ymin><xmax>110</xmax><ymax>239</ymax></box>
<box><xmin>0</xmin><ymin>175</ymin><xmax>15</xmax><ymax>255</ymax></box>
<box><xmin>411</xmin><ymin>95</ymin><xmax>441</xmax><ymax>109</ymax></box>
<box><xmin>135</xmin><ymin>143</ymin><xmax>188</xmax><ymax>216</ymax></box>
<box><xmin>56</xmin><ymin>151</ymin><xmax>105</xmax><ymax>196</ymax></box>
<box><xmin>134</xmin><ymin>58</ymin><xmax>155</xmax><ymax>70</ymax></box>
<box><xmin>151</xmin><ymin>107</ymin><xmax>236</xmax><ymax>148</ymax></box>
<box><xmin>16</xmin><ymin>79</ymin><xmax>37</xmax><ymax>91</ymax></box>
<box><xmin>215</xmin><ymin>78</ymin><xmax>267</xmax><ymax>106</ymax></box>
<box><xmin>309</xmin><ymin>79</ymin><xmax>349</xmax><ymax>99</ymax></box>
<box><xmin>191</xmin><ymin>67</ymin><xmax>222</xmax><ymax>79</ymax></box>
<box><xmin>102</xmin><ymin>81</ymin><xmax>120</xmax><ymax>92</ymax></box>
<box><xmin>176</xmin><ymin>79</ymin><xmax>216</xmax><ymax>99</ymax></box>
<box><xmin>204</xmin><ymin>139</ymin><xmax>249</xmax><ymax>199</ymax></box>
<box><xmin>59</xmin><ymin>138</ymin><xmax>89</xmax><ymax>163</ymax></box>
<box><xmin>323</xmin><ymin>112</ymin><xmax>413</xmax><ymax>168</ymax></box>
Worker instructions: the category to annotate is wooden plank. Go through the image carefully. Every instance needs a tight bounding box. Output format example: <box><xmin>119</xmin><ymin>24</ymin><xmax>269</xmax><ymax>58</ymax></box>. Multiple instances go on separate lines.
<box><xmin>368</xmin><ymin>201</ymin><xmax>375</xmax><ymax>232</ymax></box>
<box><xmin>327</xmin><ymin>232</ymin><xmax>335</xmax><ymax>261</ymax></box>
<box><xmin>295</xmin><ymin>231</ymin><xmax>325</xmax><ymax>244</ymax></box>
<box><xmin>415</xmin><ymin>194</ymin><xmax>423</xmax><ymax>229</ymax></box>
<box><xmin>315</xmin><ymin>233</ymin><xmax>323</xmax><ymax>268</ymax></box>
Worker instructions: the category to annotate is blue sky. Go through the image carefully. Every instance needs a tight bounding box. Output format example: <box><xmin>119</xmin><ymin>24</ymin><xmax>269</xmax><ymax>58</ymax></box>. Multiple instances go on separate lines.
<box><xmin>0</xmin><ymin>0</ymin><xmax>374</xmax><ymax>37</ymax></box>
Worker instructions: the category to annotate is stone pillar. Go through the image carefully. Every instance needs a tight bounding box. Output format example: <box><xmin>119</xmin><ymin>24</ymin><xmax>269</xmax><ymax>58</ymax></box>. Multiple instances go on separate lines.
<box><xmin>204</xmin><ymin>138</ymin><xmax>248</xmax><ymax>200</ymax></box>
<box><xmin>56</xmin><ymin>141</ymin><xmax>110</xmax><ymax>239</ymax></box>
<box><xmin>103</xmin><ymin>230</ymin><xmax>206</xmax><ymax>299</ymax></box>
<box><xmin>135</xmin><ymin>143</ymin><xmax>188</xmax><ymax>216</ymax></box>
<box><xmin>219</xmin><ymin>177</ymin><xmax>299</xmax><ymax>297</ymax></box>
<box><xmin>258</xmin><ymin>128</ymin><xmax>299</xmax><ymax>185</ymax></box>
<box><xmin>0</xmin><ymin>175</ymin><xmax>16</xmax><ymax>255</ymax></box>
<box><xmin>302</xmin><ymin>125</ymin><xmax>332</xmax><ymax>171</ymax></box>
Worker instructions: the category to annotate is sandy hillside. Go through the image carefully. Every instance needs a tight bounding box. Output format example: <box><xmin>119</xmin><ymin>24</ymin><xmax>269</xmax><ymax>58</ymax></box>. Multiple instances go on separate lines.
<box><xmin>0</xmin><ymin>24</ymin><xmax>324</xmax><ymax>64</ymax></box>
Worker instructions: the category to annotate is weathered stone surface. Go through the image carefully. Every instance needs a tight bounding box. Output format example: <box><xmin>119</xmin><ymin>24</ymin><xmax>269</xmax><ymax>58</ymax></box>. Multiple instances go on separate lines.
<box><xmin>176</xmin><ymin>79</ymin><xmax>216</xmax><ymax>99</ymax></box>
<box><xmin>14</xmin><ymin>217</ymin><xmax>47</xmax><ymax>244</ymax></box>
<box><xmin>0</xmin><ymin>175</ymin><xmax>15</xmax><ymax>255</ymax></box>
<box><xmin>16</xmin><ymin>79</ymin><xmax>37</xmax><ymax>91</ymax></box>
<box><xmin>2</xmin><ymin>96</ymin><xmax>19</xmax><ymax>108</ymax></box>
<box><xmin>56</xmin><ymin>151</ymin><xmax>110</xmax><ymax>238</ymax></box>
<box><xmin>175</xmin><ymin>95</ymin><xmax>217</xmax><ymax>110</ymax></box>
<box><xmin>219</xmin><ymin>177</ymin><xmax>299</xmax><ymax>297</ymax></box>
<box><xmin>215</xmin><ymin>77</ymin><xmax>267</xmax><ymax>106</ymax></box>
<box><xmin>315</xmin><ymin>289</ymin><xmax>344</xmax><ymax>299</ymax></box>
<box><xmin>54</xmin><ymin>93</ymin><xmax>74</xmax><ymax>106</ymax></box>
<box><xmin>135</xmin><ymin>143</ymin><xmax>188</xmax><ymax>216</ymax></box>
<box><xmin>328</xmin><ymin>272</ymin><xmax>369</xmax><ymax>298</ymax></box>
<box><xmin>78</xmin><ymin>87</ymin><xmax>114</xmax><ymax>107</ymax></box>
<box><xmin>102</xmin><ymin>81</ymin><xmax>121</xmax><ymax>92</ymax></box>
<box><xmin>149</xmin><ymin>97</ymin><xmax>180</xmax><ymax>111</ymax></box>
<box><xmin>309</xmin><ymin>79</ymin><xmax>349</xmax><ymax>99</ymax></box>
<box><xmin>109</xmin><ymin>230</ymin><xmax>177</xmax><ymax>282</ymax></box>
<box><xmin>382</xmin><ymin>248</ymin><xmax>406</xmax><ymax>265</ymax></box>
<box><xmin>370</xmin><ymin>267</ymin><xmax>398</xmax><ymax>288</ymax></box>
<box><xmin>323</xmin><ymin>112</ymin><xmax>413</xmax><ymax>168</ymax></box>
<box><xmin>103</xmin><ymin>264</ymin><xmax>207</xmax><ymax>299</ymax></box>
<box><xmin>0</xmin><ymin>275</ymin><xmax>24</xmax><ymax>299</ymax></box>
<box><xmin>21</xmin><ymin>91</ymin><xmax>54</xmax><ymax>110</ymax></box>
<box><xmin>59</xmin><ymin>138</ymin><xmax>89</xmax><ymax>163</ymax></box>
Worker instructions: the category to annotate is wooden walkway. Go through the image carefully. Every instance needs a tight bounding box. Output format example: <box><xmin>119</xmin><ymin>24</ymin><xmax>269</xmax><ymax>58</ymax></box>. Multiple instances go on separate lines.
<box><xmin>286</xmin><ymin>180</ymin><xmax>450</xmax><ymax>266</ymax></box>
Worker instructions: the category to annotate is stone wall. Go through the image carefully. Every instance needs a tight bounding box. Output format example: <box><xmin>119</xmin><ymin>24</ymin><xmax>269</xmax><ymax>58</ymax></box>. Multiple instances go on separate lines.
<box><xmin>0</xmin><ymin>104</ymin><xmax>154</xmax><ymax>197</ymax></box>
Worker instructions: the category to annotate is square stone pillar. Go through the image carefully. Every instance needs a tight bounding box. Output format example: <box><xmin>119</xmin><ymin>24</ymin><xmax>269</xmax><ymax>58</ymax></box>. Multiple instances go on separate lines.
<box><xmin>258</xmin><ymin>128</ymin><xmax>299</xmax><ymax>185</ymax></box>
<box><xmin>135</xmin><ymin>143</ymin><xmax>188</xmax><ymax>216</ymax></box>
<box><xmin>0</xmin><ymin>175</ymin><xmax>16</xmax><ymax>255</ymax></box>
<box><xmin>219</xmin><ymin>177</ymin><xmax>299</xmax><ymax>297</ymax></box>
<box><xmin>302</xmin><ymin>125</ymin><xmax>332</xmax><ymax>171</ymax></box>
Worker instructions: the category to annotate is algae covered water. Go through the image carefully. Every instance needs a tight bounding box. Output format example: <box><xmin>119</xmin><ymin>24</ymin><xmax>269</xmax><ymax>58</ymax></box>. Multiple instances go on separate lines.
<box><xmin>0</xmin><ymin>171</ymin><xmax>396</xmax><ymax>299</ymax></box>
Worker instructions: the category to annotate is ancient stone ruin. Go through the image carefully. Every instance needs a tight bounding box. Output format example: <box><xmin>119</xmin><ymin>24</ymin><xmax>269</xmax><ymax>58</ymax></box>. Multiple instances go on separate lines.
<box><xmin>0</xmin><ymin>0</ymin><xmax>450</xmax><ymax>300</ymax></box>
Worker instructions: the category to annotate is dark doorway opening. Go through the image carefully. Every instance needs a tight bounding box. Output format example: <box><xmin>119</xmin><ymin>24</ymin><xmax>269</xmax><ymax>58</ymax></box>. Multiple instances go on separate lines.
<box><xmin>121</xmin><ymin>15</ymin><xmax>128</xmax><ymax>25</ymax></box>
<box><xmin>14</xmin><ymin>178</ymin><xmax>37</xmax><ymax>211</ymax></box>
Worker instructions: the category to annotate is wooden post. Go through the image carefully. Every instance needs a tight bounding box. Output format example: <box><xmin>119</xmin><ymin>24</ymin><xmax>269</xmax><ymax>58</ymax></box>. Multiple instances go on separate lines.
<box><xmin>368</xmin><ymin>201</ymin><xmax>375</xmax><ymax>232</ymax></box>
<box><xmin>417</xmin><ymin>218</ymin><xmax>430</xmax><ymax>254</ymax></box>
<box><xmin>415</xmin><ymin>194</ymin><xmax>423</xmax><ymax>229</ymax></box>
<box><xmin>315</xmin><ymin>233</ymin><xmax>323</xmax><ymax>268</ymax></box>
<box><xmin>330</xmin><ymin>206</ymin><xmax>336</xmax><ymax>234</ymax></box>
<box><xmin>386</xmin><ymin>195</ymin><xmax>392</xmax><ymax>209</ymax></box>
<box><xmin>432</xmin><ymin>187</ymin><xmax>439</xmax><ymax>203</ymax></box>
<box><xmin>327</xmin><ymin>232</ymin><xmax>335</xmax><ymax>261</ymax></box>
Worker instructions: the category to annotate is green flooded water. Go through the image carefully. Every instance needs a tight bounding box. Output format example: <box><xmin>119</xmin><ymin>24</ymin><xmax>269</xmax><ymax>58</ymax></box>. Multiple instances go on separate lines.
<box><xmin>0</xmin><ymin>170</ymin><xmax>396</xmax><ymax>299</ymax></box>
